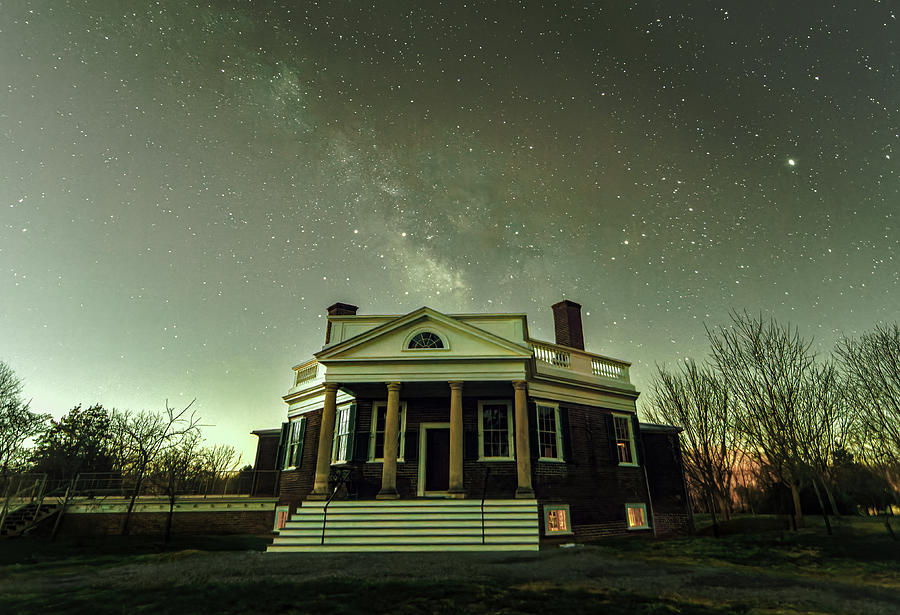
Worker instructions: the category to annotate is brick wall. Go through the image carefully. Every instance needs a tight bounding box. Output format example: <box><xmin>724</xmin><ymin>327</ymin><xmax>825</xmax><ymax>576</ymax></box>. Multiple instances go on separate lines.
<box><xmin>535</xmin><ymin>402</ymin><xmax>651</xmax><ymax>538</ymax></box>
<box><xmin>278</xmin><ymin>408</ymin><xmax>321</xmax><ymax>508</ymax></box>
<box><xmin>641</xmin><ymin>430</ymin><xmax>693</xmax><ymax>535</ymax></box>
<box><xmin>276</xmin><ymin>395</ymin><xmax>690</xmax><ymax>539</ymax></box>
<box><xmin>55</xmin><ymin>510</ymin><xmax>275</xmax><ymax>536</ymax></box>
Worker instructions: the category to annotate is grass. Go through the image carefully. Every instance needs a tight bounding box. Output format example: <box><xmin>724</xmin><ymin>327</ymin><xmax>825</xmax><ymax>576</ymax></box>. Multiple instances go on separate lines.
<box><xmin>1</xmin><ymin>516</ymin><xmax>898</xmax><ymax>614</ymax></box>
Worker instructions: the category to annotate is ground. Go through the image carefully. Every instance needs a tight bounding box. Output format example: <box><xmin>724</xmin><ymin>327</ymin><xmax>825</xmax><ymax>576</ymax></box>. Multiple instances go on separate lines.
<box><xmin>1</xmin><ymin>516</ymin><xmax>898</xmax><ymax>614</ymax></box>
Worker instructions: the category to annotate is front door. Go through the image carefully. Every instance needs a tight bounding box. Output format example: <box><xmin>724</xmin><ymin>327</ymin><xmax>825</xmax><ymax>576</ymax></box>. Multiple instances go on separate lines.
<box><xmin>425</xmin><ymin>428</ymin><xmax>450</xmax><ymax>492</ymax></box>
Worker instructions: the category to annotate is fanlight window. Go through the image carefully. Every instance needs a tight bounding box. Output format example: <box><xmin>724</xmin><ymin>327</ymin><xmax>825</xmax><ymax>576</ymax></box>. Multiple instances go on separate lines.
<box><xmin>408</xmin><ymin>331</ymin><xmax>444</xmax><ymax>349</ymax></box>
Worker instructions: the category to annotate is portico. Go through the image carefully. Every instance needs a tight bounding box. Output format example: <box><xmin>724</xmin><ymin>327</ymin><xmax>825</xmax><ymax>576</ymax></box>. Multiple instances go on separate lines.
<box><xmin>308</xmin><ymin>376</ymin><xmax>534</xmax><ymax>501</ymax></box>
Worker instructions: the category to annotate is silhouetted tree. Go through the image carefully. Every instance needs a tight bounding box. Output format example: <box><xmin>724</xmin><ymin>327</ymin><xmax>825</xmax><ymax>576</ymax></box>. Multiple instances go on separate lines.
<box><xmin>117</xmin><ymin>401</ymin><xmax>201</xmax><ymax>535</ymax></box>
<box><xmin>708</xmin><ymin>312</ymin><xmax>817</xmax><ymax>529</ymax></box>
<box><xmin>0</xmin><ymin>361</ymin><xmax>49</xmax><ymax>473</ymax></box>
<box><xmin>645</xmin><ymin>359</ymin><xmax>738</xmax><ymax>532</ymax></box>
<box><xmin>30</xmin><ymin>404</ymin><xmax>115</xmax><ymax>479</ymax></box>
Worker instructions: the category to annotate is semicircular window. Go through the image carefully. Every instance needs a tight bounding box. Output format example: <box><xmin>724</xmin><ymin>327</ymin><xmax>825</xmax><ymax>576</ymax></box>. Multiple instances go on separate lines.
<box><xmin>408</xmin><ymin>331</ymin><xmax>444</xmax><ymax>349</ymax></box>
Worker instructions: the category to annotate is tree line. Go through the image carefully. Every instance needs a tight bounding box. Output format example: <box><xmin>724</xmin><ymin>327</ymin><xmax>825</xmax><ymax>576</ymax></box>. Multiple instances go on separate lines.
<box><xmin>0</xmin><ymin>362</ymin><xmax>245</xmax><ymax>537</ymax></box>
<box><xmin>643</xmin><ymin>312</ymin><xmax>900</xmax><ymax>536</ymax></box>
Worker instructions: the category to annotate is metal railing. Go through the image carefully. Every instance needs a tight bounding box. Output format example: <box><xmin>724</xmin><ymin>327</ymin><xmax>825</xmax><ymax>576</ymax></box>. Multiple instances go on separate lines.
<box><xmin>1</xmin><ymin>470</ymin><xmax>280</xmax><ymax>502</ymax></box>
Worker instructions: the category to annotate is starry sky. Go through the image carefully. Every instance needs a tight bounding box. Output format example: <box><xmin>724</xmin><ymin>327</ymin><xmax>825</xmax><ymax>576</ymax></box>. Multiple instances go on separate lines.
<box><xmin>2</xmin><ymin>1</ymin><xmax>897</xmax><ymax>460</ymax></box>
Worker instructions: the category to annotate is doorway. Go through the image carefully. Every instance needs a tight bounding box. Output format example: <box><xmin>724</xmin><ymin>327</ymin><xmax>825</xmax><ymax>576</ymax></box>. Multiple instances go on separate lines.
<box><xmin>418</xmin><ymin>423</ymin><xmax>451</xmax><ymax>496</ymax></box>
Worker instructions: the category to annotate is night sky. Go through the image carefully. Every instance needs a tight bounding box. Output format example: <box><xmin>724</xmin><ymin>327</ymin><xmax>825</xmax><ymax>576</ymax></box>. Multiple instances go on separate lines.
<box><xmin>2</xmin><ymin>2</ymin><xmax>897</xmax><ymax>459</ymax></box>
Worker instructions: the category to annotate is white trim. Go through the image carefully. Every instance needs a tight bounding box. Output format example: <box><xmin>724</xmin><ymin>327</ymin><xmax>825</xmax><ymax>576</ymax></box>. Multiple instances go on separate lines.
<box><xmin>417</xmin><ymin>422</ymin><xmax>451</xmax><ymax>497</ymax></box>
<box><xmin>625</xmin><ymin>503</ymin><xmax>650</xmax><ymax>530</ymax></box>
<box><xmin>535</xmin><ymin>401</ymin><xmax>565</xmax><ymax>462</ymax></box>
<box><xmin>401</xmin><ymin>327</ymin><xmax>451</xmax><ymax>352</ymax></box>
<box><xmin>368</xmin><ymin>401</ymin><xmax>407</xmax><ymax>463</ymax></box>
<box><xmin>543</xmin><ymin>504</ymin><xmax>574</xmax><ymax>535</ymax></box>
<box><xmin>476</xmin><ymin>399</ymin><xmax>515</xmax><ymax>461</ymax></box>
<box><xmin>612</xmin><ymin>412</ymin><xmax>639</xmax><ymax>467</ymax></box>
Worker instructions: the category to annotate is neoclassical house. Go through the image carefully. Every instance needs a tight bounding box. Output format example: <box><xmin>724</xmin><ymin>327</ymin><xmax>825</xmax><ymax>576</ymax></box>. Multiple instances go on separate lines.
<box><xmin>260</xmin><ymin>301</ymin><xmax>690</xmax><ymax>552</ymax></box>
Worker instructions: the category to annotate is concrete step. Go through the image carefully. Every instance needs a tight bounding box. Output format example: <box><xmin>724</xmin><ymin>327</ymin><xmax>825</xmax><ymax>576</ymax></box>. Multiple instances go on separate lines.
<box><xmin>299</xmin><ymin>499</ymin><xmax>536</xmax><ymax>508</ymax></box>
<box><xmin>267</xmin><ymin>543</ymin><xmax>539</xmax><ymax>552</ymax></box>
<box><xmin>269</xmin><ymin>498</ymin><xmax>539</xmax><ymax>553</ymax></box>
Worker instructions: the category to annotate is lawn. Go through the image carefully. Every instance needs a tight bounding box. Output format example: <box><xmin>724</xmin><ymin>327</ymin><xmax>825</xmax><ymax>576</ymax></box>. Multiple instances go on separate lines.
<box><xmin>1</xmin><ymin>516</ymin><xmax>897</xmax><ymax>614</ymax></box>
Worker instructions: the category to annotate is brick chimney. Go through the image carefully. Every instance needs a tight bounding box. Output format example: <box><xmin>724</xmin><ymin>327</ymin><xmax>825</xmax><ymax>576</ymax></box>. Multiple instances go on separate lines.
<box><xmin>551</xmin><ymin>300</ymin><xmax>584</xmax><ymax>350</ymax></box>
<box><xmin>325</xmin><ymin>302</ymin><xmax>359</xmax><ymax>344</ymax></box>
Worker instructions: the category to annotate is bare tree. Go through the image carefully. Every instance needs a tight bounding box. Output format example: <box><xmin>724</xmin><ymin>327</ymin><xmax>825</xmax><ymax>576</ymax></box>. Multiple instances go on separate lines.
<box><xmin>795</xmin><ymin>361</ymin><xmax>853</xmax><ymax>534</ymax></box>
<box><xmin>645</xmin><ymin>360</ymin><xmax>739</xmax><ymax>533</ymax></box>
<box><xmin>116</xmin><ymin>401</ymin><xmax>201</xmax><ymax>535</ymax></box>
<box><xmin>708</xmin><ymin>312</ymin><xmax>815</xmax><ymax>529</ymax></box>
<box><xmin>157</xmin><ymin>431</ymin><xmax>203</xmax><ymax>543</ymax></box>
<box><xmin>837</xmin><ymin>323</ymin><xmax>900</xmax><ymax>469</ymax></box>
<box><xmin>0</xmin><ymin>361</ymin><xmax>49</xmax><ymax>474</ymax></box>
<box><xmin>199</xmin><ymin>444</ymin><xmax>241</xmax><ymax>495</ymax></box>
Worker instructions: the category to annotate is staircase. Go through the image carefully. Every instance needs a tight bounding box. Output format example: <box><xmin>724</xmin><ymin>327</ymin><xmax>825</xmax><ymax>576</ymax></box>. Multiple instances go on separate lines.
<box><xmin>267</xmin><ymin>499</ymin><xmax>539</xmax><ymax>552</ymax></box>
<box><xmin>0</xmin><ymin>501</ymin><xmax>61</xmax><ymax>537</ymax></box>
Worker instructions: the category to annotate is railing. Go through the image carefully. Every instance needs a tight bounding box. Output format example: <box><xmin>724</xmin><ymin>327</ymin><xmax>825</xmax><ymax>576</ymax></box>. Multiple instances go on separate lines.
<box><xmin>294</xmin><ymin>360</ymin><xmax>319</xmax><ymax>386</ymax></box>
<box><xmin>591</xmin><ymin>357</ymin><xmax>628</xmax><ymax>380</ymax></box>
<box><xmin>530</xmin><ymin>340</ymin><xmax>631</xmax><ymax>383</ymax></box>
<box><xmin>531</xmin><ymin>342</ymin><xmax>570</xmax><ymax>367</ymax></box>
<box><xmin>1</xmin><ymin>470</ymin><xmax>280</xmax><ymax>502</ymax></box>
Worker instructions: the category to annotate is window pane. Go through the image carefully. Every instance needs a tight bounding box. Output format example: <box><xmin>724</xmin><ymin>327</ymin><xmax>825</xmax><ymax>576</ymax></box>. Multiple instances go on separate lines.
<box><xmin>537</xmin><ymin>405</ymin><xmax>559</xmax><ymax>459</ymax></box>
<box><xmin>481</xmin><ymin>404</ymin><xmax>510</xmax><ymax>458</ymax></box>
<box><xmin>627</xmin><ymin>505</ymin><xmax>646</xmax><ymax>528</ymax></box>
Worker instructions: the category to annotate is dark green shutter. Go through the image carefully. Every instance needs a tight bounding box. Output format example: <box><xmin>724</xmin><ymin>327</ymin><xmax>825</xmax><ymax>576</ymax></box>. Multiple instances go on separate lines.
<box><xmin>276</xmin><ymin>422</ymin><xmax>290</xmax><ymax>470</ymax></box>
<box><xmin>352</xmin><ymin>431</ymin><xmax>370</xmax><ymax>462</ymax></box>
<box><xmin>293</xmin><ymin>417</ymin><xmax>307</xmax><ymax>467</ymax></box>
<box><xmin>631</xmin><ymin>415</ymin><xmax>643</xmax><ymax>466</ymax></box>
<box><xmin>345</xmin><ymin>404</ymin><xmax>358</xmax><ymax>461</ymax></box>
<box><xmin>605</xmin><ymin>413</ymin><xmax>619</xmax><ymax>465</ymax></box>
<box><xmin>464</xmin><ymin>428</ymin><xmax>478</xmax><ymax>460</ymax></box>
<box><xmin>528</xmin><ymin>402</ymin><xmax>539</xmax><ymax>460</ymax></box>
<box><xmin>404</xmin><ymin>428</ymin><xmax>418</xmax><ymax>461</ymax></box>
<box><xmin>559</xmin><ymin>407</ymin><xmax>572</xmax><ymax>463</ymax></box>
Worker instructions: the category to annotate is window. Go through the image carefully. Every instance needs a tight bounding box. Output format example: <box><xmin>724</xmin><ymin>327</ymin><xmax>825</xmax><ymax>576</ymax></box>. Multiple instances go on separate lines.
<box><xmin>407</xmin><ymin>331</ymin><xmax>444</xmax><ymax>349</ymax></box>
<box><xmin>626</xmin><ymin>503</ymin><xmax>649</xmax><ymax>530</ymax></box>
<box><xmin>478</xmin><ymin>400</ymin><xmax>514</xmax><ymax>460</ymax></box>
<box><xmin>369</xmin><ymin>402</ymin><xmax>407</xmax><ymax>462</ymax></box>
<box><xmin>543</xmin><ymin>504</ymin><xmax>573</xmax><ymax>535</ymax></box>
<box><xmin>274</xmin><ymin>506</ymin><xmax>290</xmax><ymax>532</ymax></box>
<box><xmin>283</xmin><ymin>417</ymin><xmax>306</xmax><ymax>469</ymax></box>
<box><xmin>536</xmin><ymin>403</ymin><xmax>564</xmax><ymax>461</ymax></box>
<box><xmin>614</xmin><ymin>414</ymin><xmax>637</xmax><ymax>465</ymax></box>
<box><xmin>331</xmin><ymin>405</ymin><xmax>355</xmax><ymax>464</ymax></box>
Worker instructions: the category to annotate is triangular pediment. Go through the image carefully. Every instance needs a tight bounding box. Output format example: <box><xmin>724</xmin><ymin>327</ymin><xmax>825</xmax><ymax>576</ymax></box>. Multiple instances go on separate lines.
<box><xmin>315</xmin><ymin>307</ymin><xmax>533</xmax><ymax>363</ymax></box>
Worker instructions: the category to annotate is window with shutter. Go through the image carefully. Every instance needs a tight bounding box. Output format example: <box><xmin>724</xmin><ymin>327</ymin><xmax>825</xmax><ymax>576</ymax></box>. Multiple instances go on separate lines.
<box><xmin>331</xmin><ymin>404</ymin><xmax>355</xmax><ymax>464</ymax></box>
<box><xmin>612</xmin><ymin>413</ymin><xmax>638</xmax><ymax>466</ymax></box>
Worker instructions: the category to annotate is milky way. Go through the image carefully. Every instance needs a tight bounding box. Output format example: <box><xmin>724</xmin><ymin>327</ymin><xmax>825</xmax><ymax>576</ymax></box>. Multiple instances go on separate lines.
<box><xmin>2</xmin><ymin>2</ymin><xmax>897</xmax><ymax>456</ymax></box>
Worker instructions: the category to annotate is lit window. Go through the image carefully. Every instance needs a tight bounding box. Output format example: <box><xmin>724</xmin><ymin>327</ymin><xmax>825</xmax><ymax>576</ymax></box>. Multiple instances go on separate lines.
<box><xmin>369</xmin><ymin>402</ymin><xmax>407</xmax><ymax>462</ymax></box>
<box><xmin>331</xmin><ymin>405</ymin><xmax>353</xmax><ymax>464</ymax></box>
<box><xmin>408</xmin><ymin>331</ymin><xmax>444</xmax><ymax>349</ymax></box>
<box><xmin>614</xmin><ymin>414</ymin><xmax>637</xmax><ymax>465</ymax></box>
<box><xmin>626</xmin><ymin>503</ymin><xmax>649</xmax><ymax>530</ymax></box>
<box><xmin>543</xmin><ymin>504</ymin><xmax>573</xmax><ymax>535</ymax></box>
<box><xmin>537</xmin><ymin>403</ymin><xmax>564</xmax><ymax>461</ymax></box>
<box><xmin>478</xmin><ymin>401</ymin><xmax>514</xmax><ymax>460</ymax></box>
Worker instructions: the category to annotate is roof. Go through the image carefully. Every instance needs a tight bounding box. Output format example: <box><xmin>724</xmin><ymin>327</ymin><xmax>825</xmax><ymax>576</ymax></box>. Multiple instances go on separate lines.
<box><xmin>638</xmin><ymin>422</ymin><xmax>683</xmax><ymax>434</ymax></box>
<box><xmin>251</xmin><ymin>428</ymin><xmax>282</xmax><ymax>437</ymax></box>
